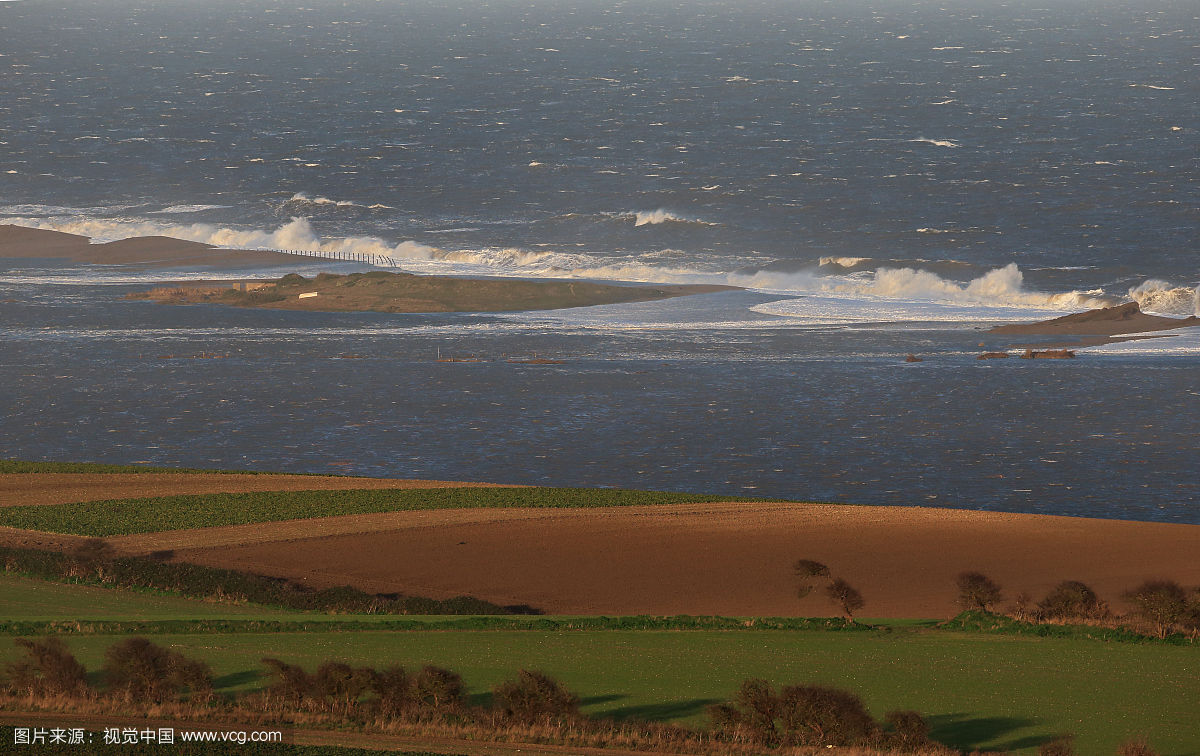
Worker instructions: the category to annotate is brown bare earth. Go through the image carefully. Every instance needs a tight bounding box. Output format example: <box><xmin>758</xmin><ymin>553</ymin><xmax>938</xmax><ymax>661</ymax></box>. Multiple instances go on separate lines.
<box><xmin>0</xmin><ymin>224</ymin><xmax>309</xmax><ymax>268</ymax></box>
<box><xmin>4</xmin><ymin>471</ymin><xmax>1196</xmax><ymax>619</ymax></box>
<box><xmin>102</xmin><ymin>502</ymin><xmax>1200</xmax><ymax>620</ymax></box>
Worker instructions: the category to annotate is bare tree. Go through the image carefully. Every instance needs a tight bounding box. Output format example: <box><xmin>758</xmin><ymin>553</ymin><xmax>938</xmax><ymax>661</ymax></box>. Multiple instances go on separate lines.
<box><xmin>1123</xmin><ymin>580</ymin><xmax>1189</xmax><ymax>638</ymax></box>
<box><xmin>955</xmin><ymin>571</ymin><xmax>1003</xmax><ymax>612</ymax></box>
<box><xmin>825</xmin><ymin>579</ymin><xmax>865</xmax><ymax>620</ymax></box>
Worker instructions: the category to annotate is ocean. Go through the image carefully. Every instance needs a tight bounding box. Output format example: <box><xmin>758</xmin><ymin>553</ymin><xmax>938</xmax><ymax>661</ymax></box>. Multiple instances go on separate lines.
<box><xmin>2</xmin><ymin>0</ymin><xmax>1198</xmax><ymax>522</ymax></box>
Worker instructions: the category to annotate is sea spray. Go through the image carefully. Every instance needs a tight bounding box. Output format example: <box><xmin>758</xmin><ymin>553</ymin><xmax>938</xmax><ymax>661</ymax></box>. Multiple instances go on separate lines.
<box><xmin>1127</xmin><ymin>280</ymin><xmax>1200</xmax><ymax>316</ymax></box>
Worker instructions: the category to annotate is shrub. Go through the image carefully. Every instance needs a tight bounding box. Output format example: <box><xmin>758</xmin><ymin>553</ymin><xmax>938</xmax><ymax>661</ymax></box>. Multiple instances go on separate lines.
<box><xmin>734</xmin><ymin>678</ymin><xmax>779</xmax><ymax>743</ymax></box>
<box><xmin>314</xmin><ymin>662</ymin><xmax>375</xmax><ymax>713</ymax></box>
<box><xmin>5</xmin><ymin>638</ymin><xmax>89</xmax><ymax>698</ymax></box>
<box><xmin>777</xmin><ymin>684</ymin><xmax>876</xmax><ymax>747</ymax></box>
<box><xmin>1117</xmin><ymin>737</ymin><xmax>1159</xmax><ymax>755</ymax></box>
<box><xmin>260</xmin><ymin>657</ymin><xmax>315</xmax><ymax>709</ymax></box>
<box><xmin>103</xmin><ymin>637</ymin><xmax>211</xmax><ymax>703</ymax></box>
<box><xmin>412</xmin><ymin>665</ymin><xmax>464</xmax><ymax>711</ymax></box>
<box><xmin>826</xmin><ymin>578</ymin><xmax>865</xmax><ymax>620</ymax></box>
<box><xmin>707</xmin><ymin>678</ymin><xmax>779</xmax><ymax>744</ymax></box>
<box><xmin>1037</xmin><ymin>581</ymin><xmax>1108</xmax><ymax>621</ymax></box>
<box><xmin>884</xmin><ymin>709</ymin><xmax>930</xmax><ymax>749</ymax></box>
<box><xmin>1039</xmin><ymin>735</ymin><xmax>1077</xmax><ymax>755</ymax></box>
<box><xmin>492</xmin><ymin>669</ymin><xmax>580</xmax><ymax>723</ymax></box>
<box><xmin>1123</xmin><ymin>580</ymin><xmax>1189</xmax><ymax>638</ymax></box>
<box><xmin>373</xmin><ymin>665</ymin><xmax>414</xmax><ymax>718</ymax></box>
<box><xmin>955</xmin><ymin>571</ymin><xmax>1003</xmax><ymax>611</ymax></box>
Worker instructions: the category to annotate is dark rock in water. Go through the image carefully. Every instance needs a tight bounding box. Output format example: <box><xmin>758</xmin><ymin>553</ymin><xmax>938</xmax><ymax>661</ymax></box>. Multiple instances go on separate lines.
<box><xmin>978</xmin><ymin>352</ymin><xmax>1010</xmax><ymax>360</ymax></box>
<box><xmin>904</xmin><ymin>354</ymin><xmax>923</xmax><ymax>362</ymax></box>
<box><xmin>1021</xmin><ymin>348</ymin><xmax>1076</xmax><ymax>359</ymax></box>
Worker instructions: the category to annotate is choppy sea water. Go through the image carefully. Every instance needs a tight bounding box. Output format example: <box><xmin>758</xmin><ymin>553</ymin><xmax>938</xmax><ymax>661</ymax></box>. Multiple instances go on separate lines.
<box><xmin>1</xmin><ymin>1</ymin><xmax>1198</xmax><ymax>522</ymax></box>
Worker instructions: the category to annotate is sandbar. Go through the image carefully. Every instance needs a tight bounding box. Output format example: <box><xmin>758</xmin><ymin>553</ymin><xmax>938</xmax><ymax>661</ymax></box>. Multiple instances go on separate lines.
<box><xmin>991</xmin><ymin>301</ymin><xmax>1199</xmax><ymax>346</ymax></box>
<box><xmin>0</xmin><ymin>224</ymin><xmax>310</xmax><ymax>268</ymax></box>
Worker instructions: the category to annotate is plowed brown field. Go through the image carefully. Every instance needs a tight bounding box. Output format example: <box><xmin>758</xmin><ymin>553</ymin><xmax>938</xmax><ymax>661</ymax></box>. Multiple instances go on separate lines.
<box><xmin>146</xmin><ymin>502</ymin><xmax>1200</xmax><ymax>619</ymax></box>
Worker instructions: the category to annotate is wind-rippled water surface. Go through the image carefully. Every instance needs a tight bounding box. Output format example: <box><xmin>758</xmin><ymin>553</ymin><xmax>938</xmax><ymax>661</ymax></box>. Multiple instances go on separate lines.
<box><xmin>2</xmin><ymin>1</ymin><xmax>1198</xmax><ymax>522</ymax></box>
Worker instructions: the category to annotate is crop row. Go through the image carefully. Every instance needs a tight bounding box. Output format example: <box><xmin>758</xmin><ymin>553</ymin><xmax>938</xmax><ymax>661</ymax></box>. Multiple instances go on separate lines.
<box><xmin>0</xmin><ymin>487</ymin><xmax>759</xmax><ymax>536</ymax></box>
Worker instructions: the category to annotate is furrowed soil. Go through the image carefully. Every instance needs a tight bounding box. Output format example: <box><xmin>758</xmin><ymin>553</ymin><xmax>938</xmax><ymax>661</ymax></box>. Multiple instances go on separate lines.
<box><xmin>145</xmin><ymin>502</ymin><xmax>1200</xmax><ymax>619</ymax></box>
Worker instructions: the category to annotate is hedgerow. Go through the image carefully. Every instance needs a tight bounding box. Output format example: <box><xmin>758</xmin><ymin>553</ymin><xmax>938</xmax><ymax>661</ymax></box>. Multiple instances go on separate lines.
<box><xmin>0</xmin><ymin>545</ymin><xmax>516</xmax><ymax>616</ymax></box>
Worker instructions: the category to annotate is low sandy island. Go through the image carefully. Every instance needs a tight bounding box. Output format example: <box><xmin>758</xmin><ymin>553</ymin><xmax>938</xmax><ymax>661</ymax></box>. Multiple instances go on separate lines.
<box><xmin>3</xmin><ymin>223</ymin><xmax>733</xmax><ymax>312</ymax></box>
<box><xmin>0</xmin><ymin>224</ymin><xmax>310</xmax><ymax>269</ymax></box>
<box><xmin>3</xmin><ymin>472</ymin><xmax>1196</xmax><ymax>619</ymax></box>
<box><xmin>991</xmin><ymin>301</ymin><xmax>1199</xmax><ymax>347</ymax></box>
<box><xmin>128</xmin><ymin>271</ymin><xmax>734</xmax><ymax>313</ymax></box>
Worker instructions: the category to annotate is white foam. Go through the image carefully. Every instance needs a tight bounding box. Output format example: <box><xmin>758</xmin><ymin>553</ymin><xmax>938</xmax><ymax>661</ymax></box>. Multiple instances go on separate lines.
<box><xmin>151</xmin><ymin>204</ymin><xmax>231</xmax><ymax>214</ymax></box>
<box><xmin>286</xmin><ymin>192</ymin><xmax>360</xmax><ymax>208</ymax></box>
<box><xmin>743</xmin><ymin>263</ymin><xmax>1112</xmax><ymax>323</ymax></box>
<box><xmin>818</xmin><ymin>256</ymin><xmax>870</xmax><ymax>268</ymax></box>
<box><xmin>624</xmin><ymin>209</ymin><xmax>715</xmax><ymax>227</ymax></box>
<box><xmin>1081</xmin><ymin>326</ymin><xmax>1200</xmax><ymax>356</ymax></box>
<box><xmin>911</xmin><ymin>138</ymin><xmax>961</xmax><ymax>148</ymax></box>
<box><xmin>1127</xmin><ymin>279</ymin><xmax>1199</xmax><ymax>316</ymax></box>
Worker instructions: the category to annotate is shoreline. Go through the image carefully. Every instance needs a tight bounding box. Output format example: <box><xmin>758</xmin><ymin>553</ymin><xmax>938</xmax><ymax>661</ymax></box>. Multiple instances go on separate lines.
<box><xmin>1</xmin><ymin>223</ymin><xmax>736</xmax><ymax>313</ymax></box>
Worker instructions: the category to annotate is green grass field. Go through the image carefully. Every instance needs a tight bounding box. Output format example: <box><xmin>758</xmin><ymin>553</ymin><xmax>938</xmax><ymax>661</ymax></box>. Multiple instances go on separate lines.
<box><xmin>1</xmin><ymin>575</ymin><xmax>1197</xmax><ymax>755</ymax></box>
<box><xmin>0</xmin><ymin>487</ymin><xmax>767</xmax><ymax>536</ymax></box>
<box><xmin>3</xmin><ymin>626</ymin><xmax>1195</xmax><ymax>755</ymax></box>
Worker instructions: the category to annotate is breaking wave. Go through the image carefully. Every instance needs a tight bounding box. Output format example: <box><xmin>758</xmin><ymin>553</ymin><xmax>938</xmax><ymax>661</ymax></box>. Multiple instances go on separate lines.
<box><xmin>151</xmin><ymin>204</ymin><xmax>231</xmax><ymax>214</ymax></box>
<box><xmin>624</xmin><ymin>209</ymin><xmax>715</xmax><ymax>227</ymax></box>
<box><xmin>284</xmin><ymin>192</ymin><xmax>392</xmax><ymax>209</ymax></box>
<box><xmin>4</xmin><ymin>212</ymin><xmax>1161</xmax><ymax>322</ymax></box>
<box><xmin>740</xmin><ymin>263</ymin><xmax>1112</xmax><ymax>313</ymax></box>
<box><xmin>818</xmin><ymin>256</ymin><xmax>870</xmax><ymax>268</ymax></box>
<box><xmin>4</xmin><ymin>215</ymin><xmax>438</xmax><ymax>263</ymax></box>
<box><xmin>1128</xmin><ymin>279</ymin><xmax>1200</xmax><ymax>316</ymax></box>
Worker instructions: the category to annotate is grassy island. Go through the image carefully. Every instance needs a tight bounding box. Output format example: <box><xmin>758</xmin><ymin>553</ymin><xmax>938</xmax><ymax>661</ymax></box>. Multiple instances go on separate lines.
<box><xmin>127</xmin><ymin>270</ymin><xmax>732</xmax><ymax>313</ymax></box>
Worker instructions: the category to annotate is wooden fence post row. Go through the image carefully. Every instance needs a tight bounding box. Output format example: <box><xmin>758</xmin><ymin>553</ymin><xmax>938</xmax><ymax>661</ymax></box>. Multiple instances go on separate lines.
<box><xmin>267</xmin><ymin>248</ymin><xmax>398</xmax><ymax>267</ymax></box>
